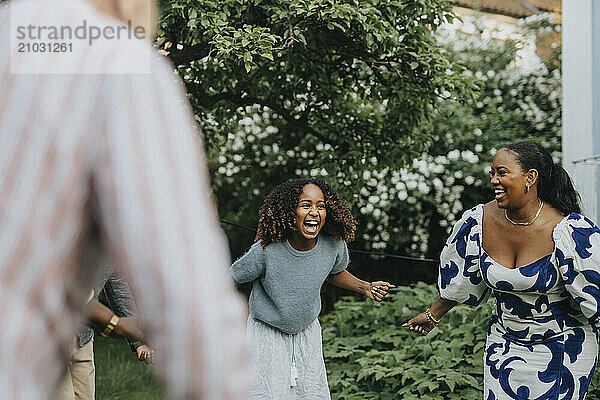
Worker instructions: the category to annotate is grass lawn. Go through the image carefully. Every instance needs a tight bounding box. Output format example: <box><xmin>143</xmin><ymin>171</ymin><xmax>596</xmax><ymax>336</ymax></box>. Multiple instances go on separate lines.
<box><xmin>94</xmin><ymin>335</ymin><xmax>163</xmax><ymax>400</ymax></box>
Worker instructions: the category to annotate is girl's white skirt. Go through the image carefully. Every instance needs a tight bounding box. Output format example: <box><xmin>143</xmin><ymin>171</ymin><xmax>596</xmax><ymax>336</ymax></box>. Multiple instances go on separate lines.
<box><xmin>248</xmin><ymin>316</ymin><xmax>331</xmax><ymax>400</ymax></box>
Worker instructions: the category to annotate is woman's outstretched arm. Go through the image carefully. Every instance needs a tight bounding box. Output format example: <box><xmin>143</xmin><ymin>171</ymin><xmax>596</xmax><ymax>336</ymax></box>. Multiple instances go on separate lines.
<box><xmin>404</xmin><ymin>297</ymin><xmax>457</xmax><ymax>335</ymax></box>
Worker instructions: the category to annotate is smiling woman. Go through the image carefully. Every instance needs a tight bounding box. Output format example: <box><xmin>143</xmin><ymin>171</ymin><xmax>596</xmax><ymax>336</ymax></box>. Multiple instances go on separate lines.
<box><xmin>230</xmin><ymin>178</ymin><xmax>394</xmax><ymax>399</ymax></box>
<box><xmin>405</xmin><ymin>141</ymin><xmax>600</xmax><ymax>399</ymax></box>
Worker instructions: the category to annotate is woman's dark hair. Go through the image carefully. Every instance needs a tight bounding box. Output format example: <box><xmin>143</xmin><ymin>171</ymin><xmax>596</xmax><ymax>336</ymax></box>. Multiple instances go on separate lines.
<box><xmin>255</xmin><ymin>179</ymin><xmax>358</xmax><ymax>248</ymax></box>
<box><xmin>503</xmin><ymin>141</ymin><xmax>581</xmax><ymax>215</ymax></box>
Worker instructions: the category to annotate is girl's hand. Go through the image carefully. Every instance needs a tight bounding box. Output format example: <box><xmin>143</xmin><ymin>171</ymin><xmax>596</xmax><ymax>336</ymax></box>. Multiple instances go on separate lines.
<box><xmin>366</xmin><ymin>281</ymin><xmax>394</xmax><ymax>302</ymax></box>
<box><xmin>403</xmin><ymin>313</ymin><xmax>434</xmax><ymax>336</ymax></box>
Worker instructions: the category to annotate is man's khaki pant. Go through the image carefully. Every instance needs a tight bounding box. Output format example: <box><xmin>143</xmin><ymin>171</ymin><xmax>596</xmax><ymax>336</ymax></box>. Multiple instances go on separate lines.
<box><xmin>54</xmin><ymin>336</ymin><xmax>95</xmax><ymax>400</ymax></box>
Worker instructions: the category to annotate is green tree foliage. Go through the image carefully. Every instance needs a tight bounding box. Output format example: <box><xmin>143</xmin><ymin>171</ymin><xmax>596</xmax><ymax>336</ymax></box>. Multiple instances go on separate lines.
<box><xmin>322</xmin><ymin>283</ymin><xmax>600</xmax><ymax>399</ymax></box>
<box><xmin>158</xmin><ymin>0</ymin><xmax>476</xmax><ymax>189</ymax></box>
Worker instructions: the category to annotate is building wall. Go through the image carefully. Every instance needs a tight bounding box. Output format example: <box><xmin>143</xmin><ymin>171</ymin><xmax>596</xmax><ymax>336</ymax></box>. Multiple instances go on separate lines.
<box><xmin>562</xmin><ymin>0</ymin><xmax>600</xmax><ymax>222</ymax></box>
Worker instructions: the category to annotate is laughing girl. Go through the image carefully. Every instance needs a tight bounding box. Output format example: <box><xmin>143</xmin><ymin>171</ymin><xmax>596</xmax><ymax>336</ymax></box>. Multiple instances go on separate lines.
<box><xmin>231</xmin><ymin>178</ymin><xmax>393</xmax><ymax>400</ymax></box>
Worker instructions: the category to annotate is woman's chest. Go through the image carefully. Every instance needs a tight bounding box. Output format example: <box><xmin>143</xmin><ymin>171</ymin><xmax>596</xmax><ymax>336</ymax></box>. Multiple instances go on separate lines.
<box><xmin>482</xmin><ymin>218</ymin><xmax>556</xmax><ymax>269</ymax></box>
<box><xmin>480</xmin><ymin>251</ymin><xmax>562</xmax><ymax>294</ymax></box>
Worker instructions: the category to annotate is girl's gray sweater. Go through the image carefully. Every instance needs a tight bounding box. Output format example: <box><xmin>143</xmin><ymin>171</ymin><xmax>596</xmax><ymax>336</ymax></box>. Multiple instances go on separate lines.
<box><xmin>231</xmin><ymin>235</ymin><xmax>349</xmax><ymax>334</ymax></box>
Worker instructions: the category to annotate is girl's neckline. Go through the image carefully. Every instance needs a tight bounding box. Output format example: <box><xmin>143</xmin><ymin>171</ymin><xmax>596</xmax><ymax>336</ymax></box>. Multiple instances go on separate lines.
<box><xmin>478</xmin><ymin>203</ymin><xmax>569</xmax><ymax>270</ymax></box>
<box><xmin>284</xmin><ymin>236</ymin><xmax>322</xmax><ymax>256</ymax></box>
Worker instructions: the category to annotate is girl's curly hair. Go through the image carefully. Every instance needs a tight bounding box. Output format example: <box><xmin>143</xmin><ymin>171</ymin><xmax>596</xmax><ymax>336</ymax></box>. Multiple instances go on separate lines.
<box><xmin>255</xmin><ymin>179</ymin><xmax>357</xmax><ymax>248</ymax></box>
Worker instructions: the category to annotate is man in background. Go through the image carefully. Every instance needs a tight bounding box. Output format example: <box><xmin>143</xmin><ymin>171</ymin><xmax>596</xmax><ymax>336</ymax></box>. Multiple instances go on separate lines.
<box><xmin>55</xmin><ymin>269</ymin><xmax>155</xmax><ymax>400</ymax></box>
<box><xmin>0</xmin><ymin>0</ymin><xmax>250</xmax><ymax>399</ymax></box>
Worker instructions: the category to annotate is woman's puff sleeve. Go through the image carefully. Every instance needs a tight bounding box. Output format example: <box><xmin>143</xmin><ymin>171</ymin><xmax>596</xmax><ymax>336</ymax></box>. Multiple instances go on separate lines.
<box><xmin>554</xmin><ymin>214</ymin><xmax>600</xmax><ymax>327</ymax></box>
<box><xmin>437</xmin><ymin>205</ymin><xmax>490</xmax><ymax>306</ymax></box>
<box><xmin>230</xmin><ymin>241</ymin><xmax>266</xmax><ymax>284</ymax></box>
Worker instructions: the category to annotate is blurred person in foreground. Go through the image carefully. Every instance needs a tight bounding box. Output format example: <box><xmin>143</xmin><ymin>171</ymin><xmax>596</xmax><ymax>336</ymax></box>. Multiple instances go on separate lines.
<box><xmin>0</xmin><ymin>0</ymin><xmax>250</xmax><ymax>399</ymax></box>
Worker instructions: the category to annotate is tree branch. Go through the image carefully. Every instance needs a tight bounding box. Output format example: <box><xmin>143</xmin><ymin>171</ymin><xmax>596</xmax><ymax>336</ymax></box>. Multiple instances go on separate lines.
<box><xmin>167</xmin><ymin>42</ymin><xmax>211</xmax><ymax>66</ymax></box>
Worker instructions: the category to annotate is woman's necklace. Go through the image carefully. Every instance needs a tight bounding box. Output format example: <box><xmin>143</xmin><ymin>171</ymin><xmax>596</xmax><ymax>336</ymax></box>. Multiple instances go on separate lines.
<box><xmin>504</xmin><ymin>199</ymin><xmax>544</xmax><ymax>226</ymax></box>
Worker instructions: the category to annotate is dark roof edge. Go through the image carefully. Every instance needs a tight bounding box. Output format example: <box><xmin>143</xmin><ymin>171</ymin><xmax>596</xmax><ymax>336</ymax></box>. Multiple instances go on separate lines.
<box><xmin>454</xmin><ymin>2</ymin><xmax>560</xmax><ymax>19</ymax></box>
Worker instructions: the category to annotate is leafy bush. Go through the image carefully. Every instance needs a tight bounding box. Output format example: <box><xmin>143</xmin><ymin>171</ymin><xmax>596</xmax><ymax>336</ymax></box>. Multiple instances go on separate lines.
<box><xmin>322</xmin><ymin>283</ymin><xmax>600</xmax><ymax>400</ymax></box>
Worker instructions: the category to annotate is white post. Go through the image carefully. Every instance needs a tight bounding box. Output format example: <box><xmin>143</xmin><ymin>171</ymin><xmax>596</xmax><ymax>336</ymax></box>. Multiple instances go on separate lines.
<box><xmin>562</xmin><ymin>0</ymin><xmax>600</xmax><ymax>222</ymax></box>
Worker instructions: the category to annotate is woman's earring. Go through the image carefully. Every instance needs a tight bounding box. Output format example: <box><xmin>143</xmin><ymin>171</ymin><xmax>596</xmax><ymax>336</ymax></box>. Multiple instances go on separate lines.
<box><xmin>525</xmin><ymin>184</ymin><xmax>530</xmax><ymax>193</ymax></box>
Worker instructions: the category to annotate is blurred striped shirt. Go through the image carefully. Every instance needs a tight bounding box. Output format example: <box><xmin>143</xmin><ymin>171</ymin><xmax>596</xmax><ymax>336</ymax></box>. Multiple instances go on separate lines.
<box><xmin>0</xmin><ymin>1</ymin><xmax>250</xmax><ymax>399</ymax></box>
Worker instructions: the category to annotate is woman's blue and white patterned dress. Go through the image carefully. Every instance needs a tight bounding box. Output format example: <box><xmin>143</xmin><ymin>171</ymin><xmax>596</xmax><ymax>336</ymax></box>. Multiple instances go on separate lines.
<box><xmin>438</xmin><ymin>205</ymin><xmax>600</xmax><ymax>400</ymax></box>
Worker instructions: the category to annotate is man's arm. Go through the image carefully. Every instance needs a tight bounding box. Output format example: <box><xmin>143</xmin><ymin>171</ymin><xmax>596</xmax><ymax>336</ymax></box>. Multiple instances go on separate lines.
<box><xmin>87</xmin><ymin>299</ymin><xmax>145</xmax><ymax>342</ymax></box>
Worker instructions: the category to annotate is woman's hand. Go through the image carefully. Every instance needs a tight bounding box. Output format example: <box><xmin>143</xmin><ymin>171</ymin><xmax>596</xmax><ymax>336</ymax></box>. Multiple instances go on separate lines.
<box><xmin>366</xmin><ymin>281</ymin><xmax>394</xmax><ymax>302</ymax></box>
<box><xmin>403</xmin><ymin>298</ymin><xmax>456</xmax><ymax>336</ymax></box>
<box><xmin>136</xmin><ymin>344</ymin><xmax>156</xmax><ymax>365</ymax></box>
<box><xmin>403</xmin><ymin>312</ymin><xmax>435</xmax><ymax>336</ymax></box>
